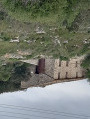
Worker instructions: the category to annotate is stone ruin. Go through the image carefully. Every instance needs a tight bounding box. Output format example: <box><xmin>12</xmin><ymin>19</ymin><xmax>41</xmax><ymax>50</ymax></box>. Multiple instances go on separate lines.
<box><xmin>21</xmin><ymin>56</ymin><xmax>85</xmax><ymax>88</ymax></box>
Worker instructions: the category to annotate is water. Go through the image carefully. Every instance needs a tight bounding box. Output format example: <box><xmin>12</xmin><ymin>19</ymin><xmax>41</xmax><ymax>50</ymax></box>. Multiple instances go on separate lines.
<box><xmin>0</xmin><ymin>79</ymin><xmax>90</xmax><ymax>119</ymax></box>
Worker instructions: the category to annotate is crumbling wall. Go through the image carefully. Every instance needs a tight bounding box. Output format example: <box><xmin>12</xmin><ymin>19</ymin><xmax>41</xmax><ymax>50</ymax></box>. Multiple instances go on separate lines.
<box><xmin>21</xmin><ymin>57</ymin><xmax>85</xmax><ymax>88</ymax></box>
<box><xmin>54</xmin><ymin>57</ymin><xmax>85</xmax><ymax>79</ymax></box>
<box><xmin>21</xmin><ymin>74</ymin><xmax>53</xmax><ymax>88</ymax></box>
<box><xmin>45</xmin><ymin>59</ymin><xmax>55</xmax><ymax>78</ymax></box>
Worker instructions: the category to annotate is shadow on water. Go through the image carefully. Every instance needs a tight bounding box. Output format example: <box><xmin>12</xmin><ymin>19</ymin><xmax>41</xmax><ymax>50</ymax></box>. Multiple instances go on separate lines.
<box><xmin>0</xmin><ymin>78</ymin><xmax>89</xmax><ymax>95</ymax></box>
<box><xmin>87</xmin><ymin>79</ymin><xmax>90</xmax><ymax>83</ymax></box>
<box><xmin>0</xmin><ymin>81</ymin><xmax>21</xmax><ymax>94</ymax></box>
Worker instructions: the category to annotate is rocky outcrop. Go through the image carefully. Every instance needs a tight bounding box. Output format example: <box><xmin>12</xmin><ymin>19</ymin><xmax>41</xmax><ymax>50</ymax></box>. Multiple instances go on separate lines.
<box><xmin>21</xmin><ymin>74</ymin><xmax>53</xmax><ymax>88</ymax></box>
<box><xmin>69</xmin><ymin>10</ymin><xmax>90</xmax><ymax>32</ymax></box>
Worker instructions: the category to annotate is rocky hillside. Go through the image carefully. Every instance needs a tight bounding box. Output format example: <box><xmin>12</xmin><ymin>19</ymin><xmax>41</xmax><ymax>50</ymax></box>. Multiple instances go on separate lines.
<box><xmin>2</xmin><ymin>0</ymin><xmax>90</xmax><ymax>31</ymax></box>
<box><xmin>0</xmin><ymin>0</ymin><xmax>90</xmax><ymax>59</ymax></box>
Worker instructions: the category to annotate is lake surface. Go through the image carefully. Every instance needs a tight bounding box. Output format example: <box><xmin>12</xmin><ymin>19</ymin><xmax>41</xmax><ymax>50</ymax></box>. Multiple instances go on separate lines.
<box><xmin>0</xmin><ymin>79</ymin><xmax>90</xmax><ymax>119</ymax></box>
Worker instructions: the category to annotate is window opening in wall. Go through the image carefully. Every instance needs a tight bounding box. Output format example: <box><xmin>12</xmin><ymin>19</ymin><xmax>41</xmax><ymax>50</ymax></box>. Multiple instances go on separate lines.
<box><xmin>59</xmin><ymin>61</ymin><xmax>61</xmax><ymax>67</ymax></box>
<box><xmin>76</xmin><ymin>61</ymin><xmax>78</xmax><ymax>67</ymax></box>
<box><xmin>66</xmin><ymin>72</ymin><xmax>68</xmax><ymax>78</ymax></box>
<box><xmin>36</xmin><ymin>58</ymin><xmax>45</xmax><ymax>74</ymax></box>
<box><xmin>66</xmin><ymin>61</ymin><xmax>69</xmax><ymax>67</ymax></box>
<box><xmin>76</xmin><ymin>72</ymin><xmax>78</xmax><ymax>78</ymax></box>
<box><xmin>58</xmin><ymin>72</ymin><xmax>60</xmax><ymax>79</ymax></box>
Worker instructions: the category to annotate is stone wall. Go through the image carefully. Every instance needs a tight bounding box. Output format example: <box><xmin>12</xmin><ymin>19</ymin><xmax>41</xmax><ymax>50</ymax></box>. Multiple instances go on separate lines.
<box><xmin>21</xmin><ymin>56</ymin><xmax>85</xmax><ymax>88</ymax></box>
<box><xmin>45</xmin><ymin>59</ymin><xmax>55</xmax><ymax>78</ymax></box>
<box><xmin>21</xmin><ymin>74</ymin><xmax>53</xmax><ymax>88</ymax></box>
<box><xmin>54</xmin><ymin>57</ymin><xmax>85</xmax><ymax>79</ymax></box>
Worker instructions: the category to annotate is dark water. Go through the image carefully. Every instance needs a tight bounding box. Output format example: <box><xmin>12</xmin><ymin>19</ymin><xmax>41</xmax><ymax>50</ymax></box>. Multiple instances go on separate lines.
<box><xmin>0</xmin><ymin>79</ymin><xmax>90</xmax><ymax>119</ymax></box>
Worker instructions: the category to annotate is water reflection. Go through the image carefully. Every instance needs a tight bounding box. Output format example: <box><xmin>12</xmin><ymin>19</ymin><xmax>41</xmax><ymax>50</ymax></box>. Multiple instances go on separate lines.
<box><xmin>0</xmin><ymin>79</ymin><xmax>90</xmax><ymax>119</ymax></box>
<box><xmin>0</xmin><ymin>78</ymin><xmax>86</xmax><ymax>94</ymax></box>
<box><xmin>0</xmin><ymin>56</ymin><xmax>89</xmax><ymax>119</ymax></box>
<box><xmin>0</xmin><ymin>56</ymin><xmax>86</xmax><ymax>93</ymax></box>
<box><xmin>0</xmin><ymin>81</ymin><xmax>20</xmax><ymax>94</ymax></box>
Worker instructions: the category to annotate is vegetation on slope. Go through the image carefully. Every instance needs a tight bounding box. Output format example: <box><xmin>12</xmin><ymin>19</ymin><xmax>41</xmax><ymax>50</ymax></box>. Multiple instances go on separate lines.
<box><xmin>0</xmin><ymin>0</ymin><xmax>90</xmax><ymax>85</ymax></box>
<box><xmin>0</xmin><ymin>60</ymin><xmax>30</xmax><ymax>82</ymax></box>
<box><xmin>0</xmin><ymin>81</ymin><xmax>20</xmax><ymax>94</ymax></box>
<box><xmin>1</xmin><ymin>0</ymin><xmax>90</xmax><ymax>27</ymax></box>
<box><xmin>0</xmin><ymin>0</ymin><xmax>90</xmax><ymax>59</ymax></box>
<box><xmin>0</xmin><ymin>61</ymin><xmax>13</xmax><ymax>81</ymax></box>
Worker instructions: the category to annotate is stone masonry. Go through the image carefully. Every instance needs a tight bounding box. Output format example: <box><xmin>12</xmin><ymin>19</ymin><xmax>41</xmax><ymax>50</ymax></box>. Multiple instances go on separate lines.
<box><xmin>53</xmin><ymin>56</ymin><xmax>85</xmax><ymax>79</ymax></box>
<box><xmin>21</xmin><ymin>56</ymin><xmax>85</xmax><ymax>88</ymax></box>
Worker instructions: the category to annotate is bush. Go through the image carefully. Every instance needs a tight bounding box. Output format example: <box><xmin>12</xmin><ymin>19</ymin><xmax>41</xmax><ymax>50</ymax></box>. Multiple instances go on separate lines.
<box><xmin>10</xmin><ymin>61</ymin><xmax>31</xmax><ymax>83</ymax></box>
<box><xmin>0</xmin><ymin>32</ymin><xmax>10</xmax><ymax>41</ymax></box>
<box><xmin>88</xmin><ymin>29</ymin><xmax>90</xmax><ymax>33</ymax></box>
<box><xmin>5</xmin><ymin>0</ymin><xmax>60</xmax><ymax>16</ymax></box>
<box><xmin>0</xmin><ymin>81</ymin><xmax>20</xmax><ymax>94</ymax></box>
<box><xmin>0</xmin><ymin>61</ymin><xmax>13</xmax><ymax>81</ymax></box>
<box><xmin>0</xmin><ymin>11</ymin><xmax>7</xmax><ymax>20</ymax></box>
<box><xmin>0</xmin><ymin>61</ymin><xmax>30</xmax><ymax>82</ymax></box>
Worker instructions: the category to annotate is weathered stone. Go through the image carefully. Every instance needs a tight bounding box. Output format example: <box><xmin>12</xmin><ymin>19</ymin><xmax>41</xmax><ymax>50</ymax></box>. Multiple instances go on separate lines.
<box><xmin>21</xmin><ymin>56</ymin><xmax>85</xmax><ymax>88</ymax></box>
<box><xmin>63</xmin><ymin>40</ymin><xmax>68</xmax><ymax>44</ymax></box>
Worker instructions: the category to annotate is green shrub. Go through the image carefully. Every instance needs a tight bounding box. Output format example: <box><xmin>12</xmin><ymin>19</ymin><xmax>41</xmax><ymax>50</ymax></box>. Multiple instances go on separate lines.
<box><xmin>5</xmin><ymin>0</ymin><xmax>60</xmax><ymax>16</ymax></box>
<box><xmin>0</xmin><ymin>11</ymin><xmax>6</xmax><ymax>20</ymax></box>
<box><xmin>0</xmin><ymin>61</ymin><xmax>13</xmax><ymax>81</ymax></box>
<box><xmin>0</xmin><ymin>32</ymin><xmax>10</xmax><ymax>41</ymax></box>
<box><xmin>0</xmin><ymin>60</ymin><xmax>30</xmax><ymax>82</ymax></box>
<box><xmin>0</xmin><ymin>81</ymin><xmax>20</xmax><ymax>94</ymax></box>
